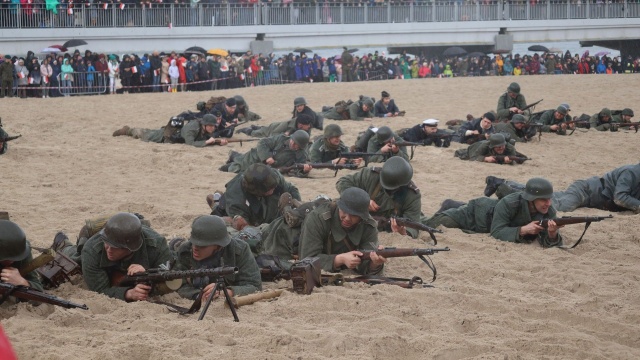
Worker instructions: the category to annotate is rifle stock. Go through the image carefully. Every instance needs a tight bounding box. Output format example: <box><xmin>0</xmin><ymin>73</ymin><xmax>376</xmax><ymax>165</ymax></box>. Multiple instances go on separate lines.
<box><xmin>213</xmin><ymin>138</ymin><xmax>259</xmax><ymax>146</ymax></box>
<box><xmin>506</xmin><ymin>99</ymin><xmax>543</xmax><ymax>120</ymax></box>
<box><xmin>0</xmin><ymin>282</ymin><xmax>88</xmax><ymax>310</ymax></box>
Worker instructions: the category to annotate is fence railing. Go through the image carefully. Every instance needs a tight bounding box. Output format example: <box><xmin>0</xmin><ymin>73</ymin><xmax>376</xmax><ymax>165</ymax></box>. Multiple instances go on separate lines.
<box><xmin>1</xmin><ymin>1</ymin><xmax>638</xmax><ymax>29</ymax></box>
<box><xmin>57</xmin><ymin>71</ymin><xmax>108</xmax><ymax>96</ymax></box>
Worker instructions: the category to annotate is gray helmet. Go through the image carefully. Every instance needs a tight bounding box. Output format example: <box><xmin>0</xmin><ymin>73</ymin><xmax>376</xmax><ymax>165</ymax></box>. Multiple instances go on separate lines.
<box><xmin>507</xmin><ymin>82</ymin><xmax>520</xmax><ymax>94</ymax></box>
<box><xmin>337</xmin><ymin>187</ymin><xmax>370</xmax><ymax>219</ymax></box>
<box><xmin>0</xmin><ymin>220</ymin><xmax>30</xmax><ymax>262</ymax></box>
<box><xmin>556</xmin><ymin>105</ymin><xmax>568</xmax><ymax>115</ymax></box>
<box><xmin>196</xmin><ymin>101</ymin><xmax>206</xmax><ymax>111</ymax></box>
<box><xmin>489</xmin><ymin>133</ymin><xmax>506</xmax><ymax>148</ymax></box>
<box><xmin>241</xmin><ymin>164</ymin><xmax>278</xmax><ymax>196</ymax></box>
<box><xmin>102</xmin><ymin>213</ymin><xmax>143</xmax><ymax>252</ymax></box>
<box><xmin>233</xmin><ymin>95</ymin><xmax>246</xmax><ymax>108</ymax></box>
<box><xmin>380</xmin><ymin>157</ymin><xmax>413</xmax><ymax>190</ymax></box>
<box><xmin>511</xmin><ymin>114</ymin><xmax>526</xmax><ymax>124</ymax></box>
<box><xmin>522</xmin><ymin>177</ymin><xmax>554</xmax><ymax>201</ymax></box>
<box><xmin>362</xmin><ymin>97</ymin><xmax>374</xmax><ymax>109</ymax></box>
<box><xmin>600</xmin><ymin>108</ymin><xmax>612</xmax><ymax>118</ymax></box>
<box><xmin>622</xmin><ymin>108</ymin><xmax>634</xmax><ymax>117</ymax></box>
<box><xmin>189</xmin><ymin>215</ymin><xmax>231</xmax><ymax>247</ymax></box>
<box><xmin>293</xmin><ymin>97</ymin><xmax>307</xmax><ymax>107</ymax></box>
<box><xmin>201</xmin><ymin>114</ymin><xmax>217</xmax><ymax>125</ymax></box>
<box><xmin>324</xmin><ymin>124</ymin><xmax>343</xmax><ymax>138</ymax></box>
<box><xmin>376</xmin><ymin>126</ymin><xmax>393</xmax><ymax>143</ymax></box>
<box><xmin>290</xmin><ymin>130</ymin><xmax>310</xmax><ymax>148</ymax></box>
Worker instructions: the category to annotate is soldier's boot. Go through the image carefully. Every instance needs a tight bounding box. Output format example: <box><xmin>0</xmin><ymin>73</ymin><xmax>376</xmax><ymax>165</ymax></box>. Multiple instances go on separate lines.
<box><xmin>495</xmin><ymin>181</ymin><xmax>525</xmax><ymax>199</ymax></box>
<box><xmin>169</xmin><ymin>237</ymin><xmax>187</xmax><ymax>252</ymax></box>
<box><xmin>445</xmin><ymin>119</ymin><xmax>465</xmax><ymax>127</ymax></box>
<box><xmin>112</xmin><ymin>125</ymin><xmax>131</xmax><ymax>137</ymax></box>
<box><xmin>206</xmin><ymin>191</ymin><xmax>223</xmax><ymax>210</ymax></box>
<box><xmin>250</xmin><ymin>125</ymin><xmax>262</xmax><ymax>131</ymax></box>
<box><xmin>321</xmin><ymin>106</ymin><xmax>331</xmax><ymax>112</ymax></box>
<box><xmin>484</xmin><ymin>176</ymin><xmax>505</xmax><ymax>197</ymax></box>
<box><xmin>227</xmin><ymin>150</ymin><xmax>241</xmax><ymax>164</ymax></box>
<box><xmin>237</xmin><ymin>128</ymin><xmax>253</xmax><ymax>136</ymax></box>
<box><xmin>436</xmin><ymin>199</ymin><xmax>466</xmax><ymax>214</ymax></box>
<box><xmin>51</xmin><ymin>231</ymin><xmax>73</xmax><ymax>252</ymax></box>
<box><xmin>218</xmin><ymin>164</ymin><xmax>230</xmax><ymax>172</ymax></box>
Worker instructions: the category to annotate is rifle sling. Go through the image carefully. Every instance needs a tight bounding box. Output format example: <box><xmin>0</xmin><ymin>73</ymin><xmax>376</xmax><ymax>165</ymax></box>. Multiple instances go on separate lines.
<box><xmin>556</xmin><ymin>221</ymin><xmax>592</xmax><ymax>250</ymax></box>
<box><xmin>417</xmin><ymin>254</ymin><xmax>438</xmax><ymax>283</ymax></box>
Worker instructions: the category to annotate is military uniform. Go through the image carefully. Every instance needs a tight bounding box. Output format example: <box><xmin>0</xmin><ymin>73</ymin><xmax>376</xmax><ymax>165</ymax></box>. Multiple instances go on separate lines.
<box><xmin>293</xmin><ymin>105</ymin><xmax>324</xmax><ymax>130</ymax></box>
<box><xmin>611</xmin><ymin>108</ymin><xmax>634</xmax><ymax>124</ymax></box>
<box><xmin>0</xmin><ymin>57</ymin><xmax>13</xmax><ymax>98</ymax></box>
<box><xmin>366</xmin><ymin>134</ymin><xmax>409</xmax><ymax>163</ymax></box>
<box><xmin>423</xmin><ymin>197</ymin><xmax>499</xmax><ymax>234</ymax></box>
<box><xmin>212</xmin><ymin>102</ymin><xmax>238</xmax><ymax>138</ymax></box>
<box><xmin>0</xmin><ymin>240</ymin><xmax>44</xmax><ymax>292</ymax></box>
<box><xmin>298</xmin><ymin>202</ymin><xmax>380</xmax><ymax>274</ymax></box>
<box><xmin>81</xmin><ymin>226</ymin><xmax>172</xmax><ymax>300</ymax></box>
<box><xmin>457</xmin><ymin>118</ymin><xmax>494</xmax><ymax>144</ymax></box>
<box><xmin>493</xmin><ymin>122</ymin><xmax>529</xmax><ymax>143</ymax></box>
<box><xmin>399</xmin><ymin>125</ymin><xmax>452</xmax><ymax>147</ymax></box>
<box><xmin>490</xmin><ymin>192</ymin><xmax>562</xmax><ymax>247</ymax></box>
<box><xmin>323</xmin><ymin>99</ymin><xmax>374</xmax><ymax>121</ymax></box>
<box><xmin>228</xmin><ymin>134</ymin><xmax>308</xmax><ymax>174</ymax></box>
<box><xmin>221</xmin><ymin>169</ymin><xmax>301</xmax><ymax>226</ymax></box>
<box><xmin>249</xmin><ymin>118</ymin><xmax>301</xmax><ymax>138</ymax></box>
<box><xmin>589</xmin><ymin>108</ymin><xmax>616</xmax><ymax>131</ymax></box>
<box><xmin>496</xmin><ymin>92</ymin><xmax>527</xmax><ymax>122</ymax></box>
<box><xmin>537</xmin><ymin>109</ymin><xmax>570</xmax><ymax>135</ymax></box>
<box><xmin>173</xmin><ymin>238</ymin><xmax>262</xmax><ymax>300</ymax></box>
<box><xmin>0</xmin><ymin>127</ymin><xmax>8</xmax><ymax>155</ymax></box>
<box><xmin>309</xmin><ymin>137</ymin><xmax>350</xmax><ymax>163</ymax></box>
<box><xmin>260</xmin><ymin>216</ymin><xmax>300</xmax><ymax>261</ymax></box>
<box><xmin>336</xmin><ymin>167</ymin><xmax>422</xmax><ymax>238</ymax></box>
<box><xmin>454</xmin><ymin>139</ymin><xmax>518</xmax><ymax>162</ymax></box>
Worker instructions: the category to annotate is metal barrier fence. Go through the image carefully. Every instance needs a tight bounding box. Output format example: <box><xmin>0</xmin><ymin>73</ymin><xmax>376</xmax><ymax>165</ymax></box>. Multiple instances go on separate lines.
<box><xmin>1</xmin><ymin>1</ymin><xmax>639</xmax><ymax>28</ymax></box>
<box><xmin>57</xmin><ymin>71</ymin><xmax>108</xmax><ymax>96</ymax></box>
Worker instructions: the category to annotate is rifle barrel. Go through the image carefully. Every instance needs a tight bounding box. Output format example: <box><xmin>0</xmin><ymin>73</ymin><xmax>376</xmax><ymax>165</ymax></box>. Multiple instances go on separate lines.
<box><xmin>539</xmin><ymin>215</ymin><xmax>613</xmax><ymax>228</ymax></box>
<box><xmin>0</xmin><ymin>283</ymin><xmax>88</xmax><ymax>310</ymax></box>
<box><xmin>360</xmin><ymin>247</ymin><xmax>450</xmax><ymax>260</ymax></box>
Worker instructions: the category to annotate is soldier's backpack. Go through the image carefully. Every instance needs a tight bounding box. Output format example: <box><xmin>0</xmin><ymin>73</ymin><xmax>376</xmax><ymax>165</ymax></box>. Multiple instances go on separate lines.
<box><xmin>334</xmin><ymin>99</ymin><xmax>353</xmax><ymax>120</ymax></box>
<box><xmin>163</xmin><ymin>116</ymin><xmax>186</xmax><ymax>143</ymax></box>
<box><xmin>352</xmin><ymin>126</ymin><xmax>377</xmax><ymax>152</ymax></box>
<box><xmin>205</xmin><ymin>96</ymin><xmax>227</xmax><ymax>111</ymax></box>
<box><xmin>232</xmin><ymin>226</ymin><xmax>263</xmax><ymax>256</ymax></box>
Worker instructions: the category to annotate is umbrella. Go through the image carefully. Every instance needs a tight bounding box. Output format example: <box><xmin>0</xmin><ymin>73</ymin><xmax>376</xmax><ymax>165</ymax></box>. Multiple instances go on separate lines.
<box><xmin>185</xmin><ymin>46</ymin><xmax>207</xmax><ymax>55</ymax></box>
<box><xmin>63</xmin><ymin>39</ymin><xmax>88</xmax><ymax>48</ymax></box>
<box><xmin>294</xmin><ymin>48</ymin><xmax>312</xmax><ymax>53</ymax></box>
<box><xmin>347</xmin><ymin>48</ymin><xmax>359</xmax><ymax>54</ymax></box>
<box><xmin>528</xmin><ymin>45</ymin><xmax>549</xmax><ymax>52</ymax></box>
<box><xmin>466</xmin><ymin>51</ymin><xmax>485</xmax><ymax>58</ymax></box>
<box><xmin>595</xmin><ymin>51</ymin><xmax>610</xmax><ymax>57</ymax></box>
<box><xmin>582</xmin><ymin>50</ymin><xmax>590</xmax><ymax>59</ymax></box>
<box><xmin>49</xmin><ymin>45</ymin><xmax>68</xmax><ymax>52</ymax></box>
<box><xmin>491</xmin><ymin>49</ymin><xmax>511</xmax><ymax>54</ymax></box>
<box><xmin>548</xmin><ymin>47</ymin><xmax>563</xmax><ymax>53</ymax></box>
<box><xmin>334</xmin><ymin>54</ymin><xmax>342</xmax><ymax>60</ymax></box>
<box><xmin>41</xmin><ymin>47</ymin><xmax>62</xmax><ymax>54</ymax></box>
<box><xmin>442</xmin><ymin>46</ymin><xmax>467</xmax><ymax>57</ymax></box>
<box><xmin>207</xmin><ymin>48</ymin><xmax>228</xmax><ymax>57</ymax></box>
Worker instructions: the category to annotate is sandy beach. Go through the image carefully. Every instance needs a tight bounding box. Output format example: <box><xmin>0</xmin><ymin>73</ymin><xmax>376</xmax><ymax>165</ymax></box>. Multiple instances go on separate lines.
<box><xmin>1</xmin><ymin>74</ymin><xmax>640</xmax><ymax>360</ymax></box>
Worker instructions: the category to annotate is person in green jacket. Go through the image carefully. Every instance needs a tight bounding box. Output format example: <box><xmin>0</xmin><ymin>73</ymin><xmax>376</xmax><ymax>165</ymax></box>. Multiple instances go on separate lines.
<box><xmin>0</xmin><ymin>220</ymin><xmax>44</xmax><ymax>292</ymax></box>
<box><xmin>239</xmin><ymin>113</ymin><xmax>313</xmax><ymax>138</ymax></box>
<box><xmin>174</xmin><ymin>215</ymin><xmax>261</xmax><ymax>301</ymax></box>
<box><xmin>309</xmin><ymin>124</ymin><xmax>363</xmax><ymax>166</ymax></box>
<box><xmin>496</xmin><ymin>82</ymin><xmax>528</xmax><ymax>121</ymax></box>
<box><xmin>366</xmin><ymin>126</ymin><xmax>409</xmax><ymax>163</ymax></box>
<box><xmin>336</xmin><ymin>157</ymin><xmax>421</xmax><ymax>239</ymax></box>
<box><xmin>493</xmin><ymin>114</ymin><xmax>533</xmax><ymax>142</ymax></box>
<box><xmin>454</xmin><ymin>133</ymin><xmax>522</xmax><ymax>164</ymax></box>
<box><xmin>536</xmin><ymin>105</ymin><xmax>572</xmax><ymax>135</ymax></box>
<box><xmin>81</xmin><ymin>213</ymin><xmax>172</xmax><ymax>302</ymax></box>
<box><xmin>322</xmin><ymin>95</ymin><xmax>375</xmax><ymax>121</ymax></box>
<box><xmin>612</xmin><ymin>108</ymin><xmax>634</xmax><ymax>124</ymax></box>
<box><xmin>298</xmin><ymin>187</ymin><xmax>386</xmax><ymax>274</ymax></box>
<box><xmin>589</xmin><ymin>108</ymin><xmax>615</xmax><ymax>131</ymax></box>
<box><xmin>0</xmin><ymin>55</ymin><xmax>14</xmax><ymax>98</ymax></box>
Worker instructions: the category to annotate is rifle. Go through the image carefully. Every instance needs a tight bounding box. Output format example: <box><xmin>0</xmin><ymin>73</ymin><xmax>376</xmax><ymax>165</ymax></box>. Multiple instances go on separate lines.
<box><xmin>394</xmin><ymin>141</ymin><xmax>426</xmax><ymax>160</ymax></box>
<box><xmin>277</xmin><ymin>162</ymin><xmax>358</xmax><ymax>177</ymax></box>
<box><xmin>562</xmin><ymin>119</ymin><xmax>590</xmax><ymax>135</ymax></box>
<box><xmin>337</xmin><ymin>151</ymin><xmax>380</xmax><ymax>166</ymax></box>
<box><xmin>371</xmin><ymin>215</ymin><xmax>443</xmax><ymax>244</ymax></box>
<box><xmin>538</xmin><ymin>215</ymin><xmax>613</xmax><ymax>249</ymax></box>
<box><xmin>507</xmin><ymin>99</ymin><xmax>543</xmax><ymax>120</ymax></box>
<box><xmin>117</xmin><ymin>267</ymin><xmax>238</xmax><ymax>294</ymax></box>
<box><xmin>1</xmin><ymin>134</ymin><xmax>21</xmax><ymax>142</ymax></box>
<box><xmin>321</xmin><ymin>274</ymin><xmax>430</xmax><ymax>289</ymax></box>
<box><xmin>615</xmin><ymin>122</ymin><xmax>640</xmax><ymax>133</ymax></box>
<box><xmin>359</xmin><ymin>247</ymin><xmax>450</xmax><ymax>282</ymax></box>
<box><xmin>492</xmin><ymin>155</ymin><xmax>531</xmax><ymax>164</ymax></box>
<box><xmin>0</xmin><ymin>282</ymin><xmax>88</xmax><ymax>310</ymax></box>
<box><xmin>211</xmin><ymin>138</ymin><xmax>259</xmax><ymax>146</ymax></box>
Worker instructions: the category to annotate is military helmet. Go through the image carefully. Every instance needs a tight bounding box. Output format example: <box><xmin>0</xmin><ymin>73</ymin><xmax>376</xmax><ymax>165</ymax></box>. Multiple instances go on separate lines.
<box><xmin>0</xmin><ymin>220</ymin><xmax>30</xmax><ymax>262</ymax></box>
<box><xmin>233</xmin><ymin>95</ymin><xmax>246</xmax><ymax>107</ymax></box>
<box><xmin>489</xmin><ymin>133</ymin><xmax>506</xmax><ymax>148</ymax></box>
<box><xmin>522</xmin><ymin>177</ymin><xmax>554</xmax><ymax>201</ymax></box>
<box><xmin>556</xmin><ymin>105</ymin><xmax>568</xmax><ymax>116</ymax></box>
<box><xmin>293</xmin><ymin>97</ymin><xmax>307</xmax><ymax>107</ymax></box>
<box><xmin>380</xmin><ymin>157</ymin><xmax>413</xmax><ymax>190</ymax></box>
<box><xmin>102</xmin><ymin>213</ymin><xmax>143</xmax><ymax>252</ymax></box>
<box><xmin>324</xmin><ymin>124</ymin><xmax>343</xmax><ymax>138</ymax></box>
<box><xmin>196</xmin><ymin>101</ymin><xmax>206</xmax><ymax>111</ymax></box>
<box><xmin>201</xmin><ymin>114</ymin><xmax>217</xmax><ymax>126</ymax></box>
<box><xmin>511</xmin><ymin>114</ymin><xmax>526</xmax><ymax>124</ymax></box>
<box><xmin>241</xmin><ymin>163</ymin><xmax>278</xmax><ymax>196</ymax></box>
<box><xmin>362</xmin><ymin>96</ymin><xmax>374</xmax><ymax>109</ymax></box>
<box><xmin>376</xmin><ymin>126</ymin><xmax>393</xmax><ymax>143</ymax></box>
<box><xmin>337</xmin><ymin>187</ymin><xmax>371</xmax><ymax>219</ymax></box>
<box><xmin>290</xmin><ymin>130</ymin><xmax>310</xmax><ymax>148</ymax></box>
<box><xmin>600</xmin><ymin>108</ymin><xmax>612</xmax><ymax>117</ymax></box>
<box><xmin>189</xmin><ymin>215</ymin><xmax>231</xmax><ymax>247</ymax></box>
<box><xmin>507</xmin><ymin>82</ymin><xmax>521</xmax><ymax>94</ymax></box>
<box><xmin>622</xmin><ymin>108</ymin><xmax>634</xmax><ymax>117</ymax></box>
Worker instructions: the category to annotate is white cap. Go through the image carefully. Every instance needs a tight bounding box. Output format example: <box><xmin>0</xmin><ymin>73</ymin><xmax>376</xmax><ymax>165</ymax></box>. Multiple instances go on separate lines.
<box><xmin>422</xmin><ymin>119</ymin><xmax>439</xmax><ymax>127</ymax></box>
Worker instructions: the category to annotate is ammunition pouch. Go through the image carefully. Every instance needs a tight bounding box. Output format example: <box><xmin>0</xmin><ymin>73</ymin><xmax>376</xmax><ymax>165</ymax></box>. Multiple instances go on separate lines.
<box><xmin>36</xmin><ymin>252</ymin><xmax>82</xmax><ymax>289</ymax></box>
<box><xmin>163</xmin><ymin>117</ymin><xmax>185</xmax><ymax>143</ymax></box>
<box><xmin>334</xmin><ymin>100</ymin><xmax>352</xmax><ymax>120</ymax></box>
<box><xmin>290</xmin><ymin>257</ymin><xmax>322</xmax><ymax>295</ymax></box>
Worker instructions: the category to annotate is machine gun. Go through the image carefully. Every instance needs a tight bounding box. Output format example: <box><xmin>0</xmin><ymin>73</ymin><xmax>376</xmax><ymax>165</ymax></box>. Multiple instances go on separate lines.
<box><xmin>0</xmin><ymin>282</ymin><xmax>88</xmax><ymax>310</ymax></box>
<box><xmin>117</xmin><ymin>266</ymin><xmax>238</xmax><ymax>295</ymax></box>
<box><xmin>538</xmin><ymin>215</ymin><xmax>613</xmax><ymax>249</ymax></box>
<box><xmin>277</xmin><ymin>163</ymin><xmax>358</xmax><ymax>177</ymax></box>
<box><xmin>371</xmin><ymin>215</ymin><xmax>443</xmax><ymax>244</ymax></box>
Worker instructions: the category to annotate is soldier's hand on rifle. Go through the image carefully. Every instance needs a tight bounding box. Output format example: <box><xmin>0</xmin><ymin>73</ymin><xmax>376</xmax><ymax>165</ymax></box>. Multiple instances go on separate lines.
<box><xmin>335</xmin><ymin>251</ymin><xmax>363</xmax><ymax>269</ymax></box>
<box><xmin>369</xmin><ymin>200</ymin><xmax>380</xmax><ymax>212</ymax></box>
<box><xmin>390</xmin><ymin>217</ymin><xmax>407</xmax><ymax>236</ymax></box>
<box><xmin>351</xmin><ymin>158</ymin><xmax>363</xmax><ymax>167</ymax></box>
<box><xmin>0</xmin><ymin>267</ymin><xmax>29</xmax><ymax>287</ymax></box>
<box><xmin>509</xmin><ymin>107</ymin><xmax>522</xmax><ymax>114</ymax></box>
<box><xmin>485</xmin><ymin>156</ymin><xmax>497</xmax><ymax>163</ymax></box>
<box><xmin>332</xmin><ymin>157</ymin><xmax>348</xmax><ymax>165</ymax></box>
<box><xmin>125</xmin><ymin>283</ymin><xmax>152</xmax><ymax>302</ymax></box>
<box><xmin>380</xmin><ymin>143</ymin><xmax>393</xmax><ymax>154</ymax></box>
<box><xmin>302</xmin><ymin>164</ymin><xmax>312</xmax><ymax>173</ymax></box>
<box><xmin>390</xmin><ymin>144</ymin><xmax>400</xmax><ymax>154</ymax></box>
<box><xmin>265</xmin><ymin>157</ymin><xmax>276</xmax><ymax>165</ymax></box>
<box><xmin>201</xmin><ymin>283</ymin><xmax>234</xmax><ymax>302</ymax></box>
<box><xmin>550</xmin><ymin>124</ymin><xmax>559</xmax><ymax>131</ymax></box>
<box><xmin>217</xmin><ymin>139</ymin><xmax>229</xmax><ymax>146</ymax></box>
<box><xmin>546</xmin><ymin>219</ymin><xmax>561</xmax><ymax>239</ymax></box>
<box><xmin>519</xmin><ymin>221</ymin><xmax>545</xmax><ymax>237</ymax></box>
<box><xmin>127</xmin><ymin>264</ymin><xmax>146</xmax><ymax>276</ymax></box>
<box><xmin>471</xmin><ymin>130</ymin><xmax>480</xmax><ymax>135</ymax></box>
<box><xmin>368</xmin><ymin>251</ymin><xmax>387</xmax><ymax>268</ymax></box>
<box><xmin>502</xmin><ymin>156</ymin><xmax>512</xmax><ymax>164</ymax></box>
<box><xmin>232</xmin><ymin>215</ymin><xmax>249</xmax><ymax>231</ymax></box>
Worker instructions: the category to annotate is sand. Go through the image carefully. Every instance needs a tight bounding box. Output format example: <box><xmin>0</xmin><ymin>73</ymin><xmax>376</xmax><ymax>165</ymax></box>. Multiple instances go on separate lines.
<box><xmin>1</xmin><ymin>74</ymin><xmax>640</xmax><ymax>360</ymax></box>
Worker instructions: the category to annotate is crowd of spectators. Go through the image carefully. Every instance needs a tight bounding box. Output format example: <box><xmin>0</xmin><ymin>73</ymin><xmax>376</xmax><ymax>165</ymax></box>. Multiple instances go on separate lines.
<box><xmin>0</xmin><ymin>48</ymin><xmax>638</xmax><ymax>98</ymax></box>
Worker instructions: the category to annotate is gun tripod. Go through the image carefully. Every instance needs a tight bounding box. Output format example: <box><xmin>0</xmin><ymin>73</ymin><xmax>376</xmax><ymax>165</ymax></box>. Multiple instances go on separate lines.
<box><xmin>197</xmin><ymin>276</ymin><xmax>239</xmax><ymax>322</ymax></box>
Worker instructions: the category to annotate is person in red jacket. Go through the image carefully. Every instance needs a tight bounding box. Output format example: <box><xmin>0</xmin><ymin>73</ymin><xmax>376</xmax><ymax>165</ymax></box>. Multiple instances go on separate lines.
<box><xmin>0</xmin><ymin>325</ymin><xmax>17</xmax><ymax>360</ymax></box>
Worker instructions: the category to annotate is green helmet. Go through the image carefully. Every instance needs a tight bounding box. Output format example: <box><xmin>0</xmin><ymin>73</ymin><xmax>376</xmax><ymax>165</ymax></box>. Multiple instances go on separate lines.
<box><xmin>600</xmin><ymin>108</ymin><xmax>612</xmax><ymax>118</ymax></box>
<box><xmin>234</xmin><ymin>95</ymin><xmax>246</xmax><ymax>108</ymax></box>
<box><xmin>294</xmin><ymin>97</ymin><xmax>307</xmax><ymax>107</ymax></box>
<box><xmin>556</xmin><ymin>105</ymin><xmax>568</xmax><ymax>115</ymax></box>
<box><xmin>511</xmin><ymin>114</ymin><xmax>526</xmax><ymax>124</ymax></box>
<box><xmin>622</xmin><ymin>108</ymin><xmax>634</xmax><ymax>117</ymax></box>
<box><xmin>507</xmin><ymin>82</ymin><xmax>520</xmax><ymax>94</ymax></box>
<box><xmin>362</xmin><ymin>97</ymin><xmax>374</xmax><ymax>109</ymax></box>
<box><xmin>380</xmin><ymin>157</ymin><xmax>413</xmax><ymax>190</ymax></box>
<box><xmin>291</xmin><ymin>130</ymin><xmax>310</xmax><ymax>148</ymax></box>
<box><xmin>324</xmin><ymin>124</ymin><xmax>343</xmax><ymax>138</ymax></box>
<box><xmin>522</xmin><ymin>177</ymin><xmax>554</xmax><ymax>201</ymax></box>
<box><xmin>337</xmin><ymin>187</ymin><xmax>370</xmax><ymax>219</ymax></box>
<box><xmin>489</xmin><ymin>133</ymin><xmax>506</xmax><ymax>148</ymax></box>
<box><xmin>241</xmin><ymin>164</ymin><xmax>278</xmax><ymax>196</ymax></box>
<box><xmin>201</xmin><ymin>114</ymin><xmax>217</xmax><ymax>125</ymax></box>
<box><xmin>0</xmin><ymin>220</ymin><xmax>30</xmax><ymax>262</ymax></box>
<box><xmin>189</xmin><ymin>215</ymin><xmax>230</xmax><ymax>247</ymax></box>
<box><xmin>102</xmin><ymin>213</ymin><xmax>143</xmax><ymax>252</ymax></box>
<box><xmin>376</xmin><ymin>126</ymin><xmax>393</xmax><ymax>143</ymax></box>
<box><xmin>196</xmin><ymin>101</ymin><xmax>206</xmax><ymax>111</ymax></box>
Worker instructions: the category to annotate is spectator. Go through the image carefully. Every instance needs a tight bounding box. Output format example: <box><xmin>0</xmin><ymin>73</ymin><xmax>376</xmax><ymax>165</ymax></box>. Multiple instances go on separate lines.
<box><xmin>169</xmin><ymin>59</ymin><xmax>179</xmax><ymax>92</ymax></box>
<box><xmin>107</xmin><ymin>55</ymin><xmax>119</xmax><ymax>95</ymax></box>
<box><xmin>60</xmin><ymin>58</ymin><xmax>73</xmax><ymax>96</ymax></box>
<box><xmin>40</xmin><ymin>57</ymin><xmax>52</xmax><ymax>98</ymax></box>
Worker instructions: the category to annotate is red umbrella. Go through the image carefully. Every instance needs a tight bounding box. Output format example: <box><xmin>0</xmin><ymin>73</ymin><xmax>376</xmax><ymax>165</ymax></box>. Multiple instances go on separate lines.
<box><xmin>49</xmin><ymin>45</ymin><xmax>68</xmax><ymax>52</ymax></box>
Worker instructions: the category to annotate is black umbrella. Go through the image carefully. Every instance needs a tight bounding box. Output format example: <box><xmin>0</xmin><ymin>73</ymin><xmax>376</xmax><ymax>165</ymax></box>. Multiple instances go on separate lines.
<box><xmin>63</xmin><ymin>39</ymin><xmax>88</xmax><ymax>48</ymax></box>
<box><xmin>185</xmin><ymin>46</ymin><xmax>207</xmax><ymax>55</ymax></box>
<box><xmin>491</xmin><ymin>49</ymin><xmax>511</xmax><ymax>54</ymax></box>
<box><xmin>528</xmin><ymin>45</ymin><xmax>549</xmax><ymax>52</ymax></box>
<box><xmin>294</xmin><ymin>48</ymin><xmax>313</xmax><ymax>53</ymax></box>
<box><xmin>442</xmin><ymin>46</ymin><xmax>467</xmax><ymax>57</ymax></box>
<box><xmin>347</xmin><ymin>48</ymin><xmax>359</xmax><ymax>54</ymax></box>
<box><xmin>466</xmin><ymin>51</ymin><xmax>485</xmax><ymax>58</ymax></box>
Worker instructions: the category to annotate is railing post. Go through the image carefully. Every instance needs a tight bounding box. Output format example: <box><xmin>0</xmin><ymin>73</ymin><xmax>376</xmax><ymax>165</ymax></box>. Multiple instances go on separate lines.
<box><xmin>432</xmin><ymin>1</ymin><xmax>436</xmax><ymax>22</ymax></box>
<box><xmin>142</xmin><ymin>5</ymin><xmax>146</xmax><ymax>27</ymax></box>
<box><xmin>200</xmin><ymin>4</ymin><xmax>204</xmax><ymax>26</ymax></box>
<box><xmin>623</xmin><ymin>0</ymin><xmax>627</xmax><ymax>18</ymax></box>
<box><xmin>290</xmin><ymin>3</ymin><xmax>294</xmax><ymax>25</ymax></box>
<box><xmin>387</xmin><ymin>2</ymin><xmax>391</xmax><ymax>23</ymax></box>
<box><xmin>586</xmin><ymin>0</ymin><xmax>590</xmax><ymax>19</ymax></box>
<box><xmin>547</xmin><ymin>0</ymin><xmax>551</xmax><ymax>20</ymax></box>
<box><xmin>604</xmin><ymin>1</ymin><xmax>609</xmax><ymax>18</ymax></box>
<box><xmin>112</xmin><ymin>6</ymin><xmax>116</xmax><ymax>27</ymax></box>
<box><xmin>567</xmin><ymin>0</ymin><xmax>571</xmax><ymax>19</ymax></box>
<box><xmin>315</xmin><ymin>3</ymin><xmax>319</xmax><ymax>24</ymax></box>
<box><xmin>364</xmin><ymin>3</ymin><xmax>368</xmax><ymax>24</ymax></box>
<box><xmin>454</xmin><ymin>1</ymin><xmax>458</xmax><ymax>21</ymax></box>
<box><xmin>226</xmin><ymin>3</ymin><xmax>230</xmax><ymax>26</ymax></box>
<box><xmin>82</xmin><ymin>6</ymin><xmax>86</xmax><ymax>28</ymax></box>
<box><xmin>340</xmin><ymin>2</ymin><xmax>344</xmax><ymax>24</ymax></box>
<box><xmin>526</xmin><ymin>0</ymin><xmax>530</xmax><ymax>20</ymax></box>
<box><xmin>254</xmin><ymin>3</ymin><xmax>258</xmax><ymax>25</ymax></box>
<box><xmin>476</xmin><ymin>2</ymin><xmax>480</xmax><ymax>21</ymax></box>
<box><xmin>410</xmin><ymin>2</ymin><xmax>414</xmax><ymax>22</ymax></box>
